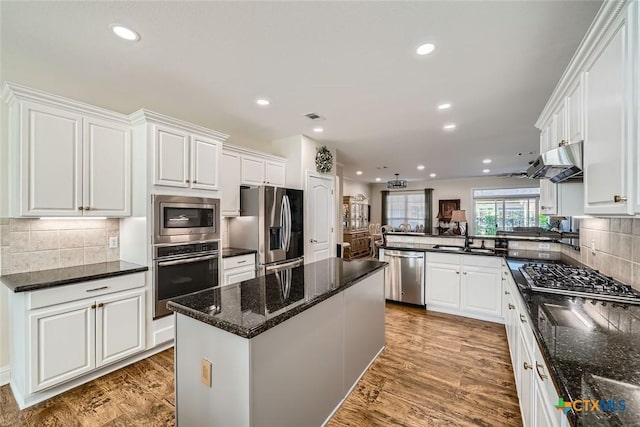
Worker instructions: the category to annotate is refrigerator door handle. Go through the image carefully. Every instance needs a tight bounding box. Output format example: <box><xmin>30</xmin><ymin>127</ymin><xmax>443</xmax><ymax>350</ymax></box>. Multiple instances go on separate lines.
<box><xmin>284</xmin><ymin>195</ymin><xmax>292</xmax><ymax>252</ymax></box>
<box><xmin>280</xmin><ymin>195</ymin><xmax>287</xmax><ymax>251</ymax></box>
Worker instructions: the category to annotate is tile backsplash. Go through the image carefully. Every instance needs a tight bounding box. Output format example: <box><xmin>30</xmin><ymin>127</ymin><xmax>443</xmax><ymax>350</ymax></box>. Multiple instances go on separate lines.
<box><xmin>0</xmin><ymin>218</ymin><xmax>120</xmax><ymax>276</ymax></box>
<box><xmin>577</xmin><ymin>218</ymin><xmax>640</xmax><ymax>289</ymax></box>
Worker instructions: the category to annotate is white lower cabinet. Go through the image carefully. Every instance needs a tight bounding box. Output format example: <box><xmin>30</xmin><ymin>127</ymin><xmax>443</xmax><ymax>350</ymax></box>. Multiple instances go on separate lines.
<box><xmin>503</xmin><ymin>270</ymin><xmax>567</xmax><ymax>427</ymax></box>
<box><xmin>425</xmin><ymin>253</ymin><xmax>502</xmax><ymax>322</ymax></box>
<box><xmin>10</xmin><ymin>273</ymin><xmax>146</xmax><ymax>406</ymax></box>
<box><xmin>222</xmin><ymin>253</ymin><xmax>256</xmax><ymax>285</ymax></box>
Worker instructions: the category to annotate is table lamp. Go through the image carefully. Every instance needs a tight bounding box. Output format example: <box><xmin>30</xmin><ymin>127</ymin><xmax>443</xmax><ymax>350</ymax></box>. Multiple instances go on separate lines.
<box><xmin>450</xmin><ymin>210</ymin><xmax>467</xmax><ymax>235</ymax></box>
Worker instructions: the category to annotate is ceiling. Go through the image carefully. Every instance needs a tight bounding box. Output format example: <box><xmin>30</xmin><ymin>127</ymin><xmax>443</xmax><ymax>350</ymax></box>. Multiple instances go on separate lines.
<box><xmin>1</xmin><ymin>1</ymin><xmax>602</xmax><ymax>183</ymax></box>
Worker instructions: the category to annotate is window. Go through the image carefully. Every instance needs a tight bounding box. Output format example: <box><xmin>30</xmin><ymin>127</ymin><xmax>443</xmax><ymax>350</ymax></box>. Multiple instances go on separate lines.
<box><xmin>381</xmin><ymin>190</ymin><xmax>432</xmax><ymax>231</ymax></box>
<box><xmin>473</xmin><ymin>187</ymin><xmax>541</xmax><ymax>235</ymax></box>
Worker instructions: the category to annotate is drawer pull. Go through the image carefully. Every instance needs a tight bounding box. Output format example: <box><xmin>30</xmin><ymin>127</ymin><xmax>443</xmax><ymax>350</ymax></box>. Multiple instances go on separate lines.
<box><xmin>86</xmin><ymin>286</ymin><xmax>109</xmax><ymax>292</ymax></box>
<box><xmin>613</xmin><ymin>195</ymin><xmax>627</xmax><ymax>203</ymax></box>
<box><xmin>520</xmin><ymin>314</ymin><xmax>527</xmax><ymax>323</ymax></box>
<box><xmin>524</xmin><ymin>362</ymin><xmax>533</xmax><ymax>370</ymax></box>
<box><xmin>237</xmin><ymin>260</ymin><xmax>247</xmax><ymax>264</ymax></box>
<box><xmin>535</xmin><ymin>362</ymin><xmax>548</xmax><ymax>380</ymax></box>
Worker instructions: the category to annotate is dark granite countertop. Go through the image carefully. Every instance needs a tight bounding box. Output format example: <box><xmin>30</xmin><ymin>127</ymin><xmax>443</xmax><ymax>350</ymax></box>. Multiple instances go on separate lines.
<box><xmin>221</xmin><ymin>247</ymin><xmax>257</xmax><ymax>258</ymax></box>
<box><xmin>381</xmin><ymin>242</ymin><xmax>498</xmax><ymax>256</ymax></box>
<box><xmin>385</xmin><ymin>232</ymin><xmax>565</xmax><ymax>242</ymax></box>
<box><xmin>0</xmin><ymin>261</ymin><xmax>148</xmax><ymax>293</ymax></box>
<box><xmin>507</xmin><ymin>259</ymin><xmax>640</xmax><ymax>426</ymax></box>
<box><xmin>167</xmin><ymin>258</ymin><xmax>387</xmax><ymax>339</ymax></box>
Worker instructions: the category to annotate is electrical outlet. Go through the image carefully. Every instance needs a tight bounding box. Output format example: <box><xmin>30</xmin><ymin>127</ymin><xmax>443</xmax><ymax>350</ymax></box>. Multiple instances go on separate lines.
<box><xmin>538</xmin><ymin>242</ymin><xmax>550</xmax><ymax>250</ymax></box>
<box><xmin>108</xmin><ymin>236</ymin><xmax>118</xmax><ymax>248</ymax></box>
<box><xmin>201</xmin><ymin>359</ymin><xmax>212</xmax><ymax>387</ymax></box>
<box><xmin>510</xmin><ymin>242</ymin><xmax>519</xmax><ymax>249</ymax></box>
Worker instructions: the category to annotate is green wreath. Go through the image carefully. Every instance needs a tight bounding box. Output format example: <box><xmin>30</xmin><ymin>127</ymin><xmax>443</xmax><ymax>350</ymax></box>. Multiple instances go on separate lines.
<box><xmin>315</xmin><ymin>146</ymin><xmax>333</xmax><ymax>173</ymax></box>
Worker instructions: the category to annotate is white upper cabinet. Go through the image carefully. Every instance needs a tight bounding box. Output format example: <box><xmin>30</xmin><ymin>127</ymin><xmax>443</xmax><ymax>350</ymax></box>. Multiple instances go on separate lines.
<box><xmin>539</xmin><ymin>125</ymin><xmax>557</xmax><ymax>215</ymax></box>
<box><xmin>221</xmin><ymin>149</ymin><xmax>241</xmax><ymax>216</ymax></box>
<box><xmin>4</xmin><ymin>86</ymin><xmax>132</xmax><ymax>217</ymax></box>
<box><xmin>154</xmin><ymin>125</ymin><xmax>220</xmax><ymax>191</ymax></box>
<box><xmin>536</xmin><ymin>1</ymin><xmax>639</xmax><ymax>216</ymax></box>
<box><xmin>241</xmin><ymin>154</ymin><xmax>286</xmax><ymax>187</ymax></box>
<box><xmin>154</xmin><ymin>125</ymin><xmax>190</xmax><ymax>188</ymax></box>
<box><xmin>566</xmin><ymin>78</ymin><xmax>584</xmax><ymax>144</ymax></box>
<box><xmin>191</xmin><ymin>135</ymin><xmax>220</xmax><ymax>191</ymax></box>
<box><xmin>584</xmin><ymin>16</ymin><xmax>631</xmax><ymax>215</ymax></box>
<box><xmin>84</xmin><ymin>118</ymin><xmax>131</xmax><ymax>216</ymax></box>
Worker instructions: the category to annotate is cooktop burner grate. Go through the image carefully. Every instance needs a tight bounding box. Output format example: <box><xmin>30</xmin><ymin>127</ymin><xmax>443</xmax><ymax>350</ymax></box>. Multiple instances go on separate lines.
<box><xmin>520</xmin><ymin>263</ymin><xmax>640</xmax><ymax>304</ymax></box>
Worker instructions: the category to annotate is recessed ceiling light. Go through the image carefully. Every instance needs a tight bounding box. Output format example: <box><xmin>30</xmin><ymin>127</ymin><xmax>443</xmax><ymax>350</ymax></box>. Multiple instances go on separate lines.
<box><xmin>416</xmin><ymin>43</ymin><xmax>435</xmax><ymax>55</ymax></box>
<box><xmin>375</xmin><ymin>177</ymin><xmax>381</xmax><ymax>182</ymax></box>
<box><xmin>483</xmin><ymin>158</ymin><xmax>492</xmax><ymax>164</ymax></box>
<box><xmin>443</xmin><ymin>123</ymin><xmax>456</xmax><ymax>130</ymax></box>
<box><xmin>313</xmin><ymin>127</ymin><xmax>323</xmax><ymax>133</ymax></box>
<box><xmin>417</xmin><ymin>165</ymin><xmax>425</xmax><ymax>170</ymax></box>
<box><xmin>111</xmin><ymin>24</ymin><xmax>140</xmax><ymax>41</ymax></box>
<box><xmin>256</xmin><ymin>98</ymin><xmax>270</xmax><ymax>106</ymax></box>
<box><xmin>356</xmin><ymin>170</ymin><xmax>363</xmax><ymax>175</ymax></box>
<box><xmin>429</xmin><ymin>173</ymin><xmax>437</xmax><ymax>178</ymax></box>
<box><xmin>437</xmin><ymin>103</ymin><xmax>452</xmax><ymax>110</ymax></box>
<box><xmin>483</xmin><ymin>169</ymin><xmax>491</xmax><ymax>173</ymax></box>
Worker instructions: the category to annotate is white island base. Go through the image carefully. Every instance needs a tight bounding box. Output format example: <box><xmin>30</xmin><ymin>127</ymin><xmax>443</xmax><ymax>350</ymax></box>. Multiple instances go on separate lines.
<box><xmin>174</xmin><ymin>270</ymin><xmax>385</xmax><ymax>427</ymax></box>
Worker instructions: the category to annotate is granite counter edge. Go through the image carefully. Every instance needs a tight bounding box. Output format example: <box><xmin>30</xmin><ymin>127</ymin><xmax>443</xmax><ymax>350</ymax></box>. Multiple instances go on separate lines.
<box><xmin>168</xmin><ymin>262</ymin><xmax>388</xmax><ymax>339</ymax></box>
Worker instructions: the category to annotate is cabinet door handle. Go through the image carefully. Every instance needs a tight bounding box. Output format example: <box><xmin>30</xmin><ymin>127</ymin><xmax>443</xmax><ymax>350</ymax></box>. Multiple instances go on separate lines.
<box><xmin>535</xmin><ymin>362</ymin><xmax>548</xmax><ymax>380</ymax></box>
<box><xmin>86</xmin><ymin>286</ymin><xmax>109</xmax><ymax>292</ymax></box>
<box><xmin>524</xmin><ymin>362</ymin><xmax>533</xmax><ymax>370</ymax></box>
<box><xmin>613</xmin><ymin>195</ymin><xmax>627</xmax><ymax>203</ymax></box>
<box><xmin>193</xmin><ymin>180</ymin><xmax>198</xmax><ymax>184</ymax></box>
<box><xmin>463</xmin><ymin>271</ymin><xmax>467</xmax><ymax>275</ymax></box>
<box><xmin>97</xmin><ymin>303</ymin><xmax>104</xmax><ymax>308</ymax></box>
<box><xmin>185</xmin><ymin>179</ymin><xmax>190</xmax><ymax>183</ymax></box>
<box><xmin>78</xmin><ymin>206</ymin><xmax>84</xmax><ymax>211</ymax></box>
<box><xmin>504</xmin><ymin>290</ymin><xmax>510</xmax><ymax>295</ymax></box>
<box><xmin>84</xmin><ymin>206</ymin><xmax>90</xmax><ymax>211</ymax></box>
<box><xmin>91</xmin><ymin>304</ymin><xmax>96</xmax><ymax>309</ymax></box>
<box><xmin>456</xmin><ymin>271</ymin><xmax>460</xmax><ymax>275</ymax></box>
<box><xmin>508</xmin><ymin>303</ymin><xmax>515</xmax><ymax>310</ymax></box>
<box><xmin>520</xmin><ymin>314</ymin><xmax>527</xmax><ymax>323</ymax></box>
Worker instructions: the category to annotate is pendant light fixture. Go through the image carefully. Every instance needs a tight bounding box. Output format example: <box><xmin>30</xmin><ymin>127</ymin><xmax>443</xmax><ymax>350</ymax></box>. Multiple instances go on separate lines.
<box><xmin>387</xmin><ymin>173</ymin><xmax>407</xmax><ymax>189</ymax></box>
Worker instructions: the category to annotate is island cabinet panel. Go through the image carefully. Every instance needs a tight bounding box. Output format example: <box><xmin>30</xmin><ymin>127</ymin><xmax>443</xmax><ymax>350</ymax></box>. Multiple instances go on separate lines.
<box><xmin>343</xmin><ymin>273</ymin><xmax>385</xmax><ymax>391</ymax></box>
<box><xmin>175</xmin><ymin>315</ymin><xmax>251</xmax><ymax>427</ymax></box>
<box><xmin>251</xmin><ymin>293</ymin><xmax>345</xmax><ymax>427</ymax></box>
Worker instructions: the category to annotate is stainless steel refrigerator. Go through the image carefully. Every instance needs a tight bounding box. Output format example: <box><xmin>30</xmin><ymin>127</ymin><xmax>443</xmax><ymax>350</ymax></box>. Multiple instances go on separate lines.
<box><xmin>229</xmin><ymin>186</ymin><xmax>304</xmax><ymax>274</ymax></box>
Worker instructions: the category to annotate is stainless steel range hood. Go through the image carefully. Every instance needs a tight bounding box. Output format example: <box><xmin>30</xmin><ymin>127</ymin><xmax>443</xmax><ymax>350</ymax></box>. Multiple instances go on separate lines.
<box><xmin>526</xmin><ymin>141</ymin><xmax>583</xmax><ymax>183</ymax></box>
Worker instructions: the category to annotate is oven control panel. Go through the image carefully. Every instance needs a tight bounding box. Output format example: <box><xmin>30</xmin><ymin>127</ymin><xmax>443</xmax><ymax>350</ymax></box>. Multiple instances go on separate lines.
<box><xmin>156</xmin><ymin>241</ymin><xmax>219</xmax><ymax>259</ymax></box>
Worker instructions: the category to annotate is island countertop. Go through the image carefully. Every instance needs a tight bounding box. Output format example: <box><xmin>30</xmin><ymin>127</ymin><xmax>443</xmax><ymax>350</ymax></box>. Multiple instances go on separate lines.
<box><xmin>167</xmin><ymin>258</ymin><xmax>387</xmax><ymax>338</ymax></box>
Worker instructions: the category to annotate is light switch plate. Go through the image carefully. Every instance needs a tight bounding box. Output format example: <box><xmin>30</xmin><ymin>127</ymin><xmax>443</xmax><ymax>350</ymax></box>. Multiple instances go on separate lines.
<box><xmin>108</xmin><ymin>236</ymin><xmax>118</xmax><ymax>248</ymax></box>
<box><xmin>201</xmin><ymin>359</ymin><xmax>212</xmax><ymax>387</ymax></box>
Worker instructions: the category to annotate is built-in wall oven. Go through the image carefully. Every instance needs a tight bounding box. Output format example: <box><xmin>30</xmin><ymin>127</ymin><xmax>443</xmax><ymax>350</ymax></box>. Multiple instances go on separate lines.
<box><xmin>152</xmin><ymin>195</ymin><xmax>221</xmax><ymax>318</ymax></box>
<box><xmin>153</xmin><ymin>240</ymin><xmax>220</xmax><ymax>318</ymax></box>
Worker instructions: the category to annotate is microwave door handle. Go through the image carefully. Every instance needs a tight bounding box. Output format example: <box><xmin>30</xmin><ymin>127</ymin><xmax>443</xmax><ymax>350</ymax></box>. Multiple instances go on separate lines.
<box><xmin>157</xmin><ymin>254</ymin><xmax>218</xmax><ymax>267</ymax></box>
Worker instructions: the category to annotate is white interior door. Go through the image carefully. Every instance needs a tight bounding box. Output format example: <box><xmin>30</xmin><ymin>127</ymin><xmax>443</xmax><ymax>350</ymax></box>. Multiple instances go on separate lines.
<box><xmin>306</xmin><ymin>173</ymin><xmax>335</xmax><ymax>263</ymax></box>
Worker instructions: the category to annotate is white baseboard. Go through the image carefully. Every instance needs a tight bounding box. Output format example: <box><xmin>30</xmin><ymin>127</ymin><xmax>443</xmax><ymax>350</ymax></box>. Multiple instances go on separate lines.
<box><xmin>0</xmin><ymin>365</ymin><xmax>10</xmax><ymax>386</ymax></box>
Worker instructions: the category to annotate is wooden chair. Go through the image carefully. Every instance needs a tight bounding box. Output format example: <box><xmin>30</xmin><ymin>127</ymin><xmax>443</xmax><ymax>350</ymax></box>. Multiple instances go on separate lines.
<box><xmin>369</xmin><ymin>223</ymin><xmax>383</xmax><ymax>257</ymax></box>
<box><xmin>398</xmin><ymin>223</ymin><xmax>411</xmax><ymax>232</ymax></box>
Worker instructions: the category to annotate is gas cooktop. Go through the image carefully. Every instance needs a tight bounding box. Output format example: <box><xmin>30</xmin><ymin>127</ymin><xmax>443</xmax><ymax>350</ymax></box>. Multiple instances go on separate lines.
<box><xmin>520</xmin><ymin>263</ymin><xmax>640</xmax><ymax>304</ymax></box>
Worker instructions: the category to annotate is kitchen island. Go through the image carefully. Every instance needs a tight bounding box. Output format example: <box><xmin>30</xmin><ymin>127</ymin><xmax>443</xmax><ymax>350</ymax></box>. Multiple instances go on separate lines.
<box><xmin>167</xmin><ymin>258</ymin><xmax>387</xmax><ymax>427</ymax></box>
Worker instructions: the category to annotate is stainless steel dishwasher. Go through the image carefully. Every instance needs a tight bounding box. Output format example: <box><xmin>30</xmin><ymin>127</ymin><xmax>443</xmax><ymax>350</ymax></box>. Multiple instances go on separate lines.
<box><xmin>381</xmin><ymin>249</ymin><xmax>425</xmax><ymax>305</ymax></box>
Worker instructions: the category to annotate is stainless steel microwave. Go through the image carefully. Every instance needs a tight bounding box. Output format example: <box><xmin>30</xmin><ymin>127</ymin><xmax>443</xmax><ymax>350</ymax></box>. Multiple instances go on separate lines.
<box><xmin>153</xmin><ymin>195</ymin><xmax>220</xmax><ymax>244</ymax></box>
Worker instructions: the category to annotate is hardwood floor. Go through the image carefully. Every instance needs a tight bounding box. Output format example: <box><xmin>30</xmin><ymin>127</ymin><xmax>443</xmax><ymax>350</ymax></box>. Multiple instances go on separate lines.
<box><xmin>0</xmin><ymin>304</ymin><xmax>521</xmax><ymax>426</ymax></box>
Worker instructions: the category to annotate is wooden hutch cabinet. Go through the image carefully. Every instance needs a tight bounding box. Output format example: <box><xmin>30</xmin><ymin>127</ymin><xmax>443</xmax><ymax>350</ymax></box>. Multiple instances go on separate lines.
<box><xmin>342</xmin><ymin>195</ymin><xmax>370</xmax><ymax>259</ymax></box>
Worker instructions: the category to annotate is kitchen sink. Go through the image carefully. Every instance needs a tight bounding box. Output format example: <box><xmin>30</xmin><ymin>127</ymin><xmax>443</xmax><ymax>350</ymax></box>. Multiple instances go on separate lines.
<box><xmin>432</xmin><ymin>245</ymin><xmax>464</xmax><ymax>252</ymax></box>
<box><xmin>432</xmin><ymin>245</ymin><xmax>495</xmax><ymax>255</ymax></box>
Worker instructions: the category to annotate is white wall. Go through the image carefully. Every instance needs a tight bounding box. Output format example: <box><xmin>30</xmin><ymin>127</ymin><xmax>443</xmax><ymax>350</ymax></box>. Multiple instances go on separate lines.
<box><xmin>369</xmin><ymin>176</ymin><xmax>538</xmax><ymax>233</ymax></box>
<box><xmin>343</xmin><ymin>178</ymin><xmax>371</xmax><ymax>200</ymax></box>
